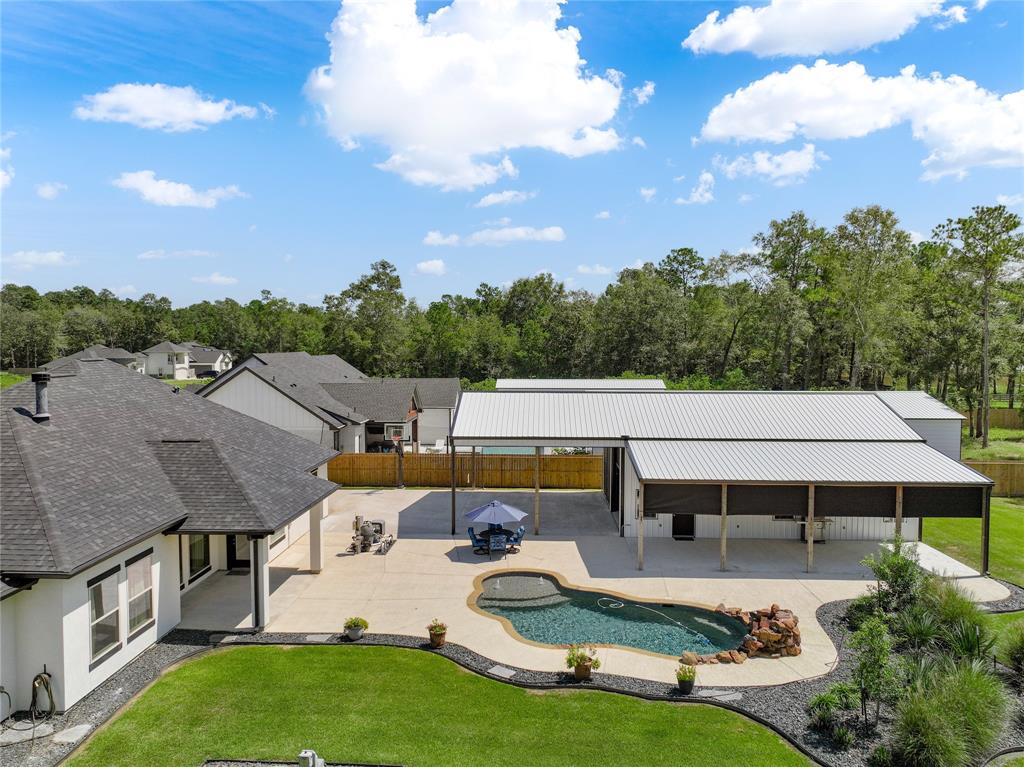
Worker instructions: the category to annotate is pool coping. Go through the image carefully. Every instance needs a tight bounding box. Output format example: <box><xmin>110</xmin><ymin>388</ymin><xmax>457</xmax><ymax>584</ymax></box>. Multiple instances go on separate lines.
<box><xmin>467</xmin><ymin>567</ymin><xmax>750</xmax><ymax>661</ymax></box>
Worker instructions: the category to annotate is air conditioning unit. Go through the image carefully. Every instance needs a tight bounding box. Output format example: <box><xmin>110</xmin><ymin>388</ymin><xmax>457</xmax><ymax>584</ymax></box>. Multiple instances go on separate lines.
<box><xmin>298</xmin><ymin>749</ymin><xmax>325</xmax><ymax>767</ymax></box>
<box><xmin>369</xmin><ymin>519</ymin><xmax>386</xmax><ymax>537</ymax></box>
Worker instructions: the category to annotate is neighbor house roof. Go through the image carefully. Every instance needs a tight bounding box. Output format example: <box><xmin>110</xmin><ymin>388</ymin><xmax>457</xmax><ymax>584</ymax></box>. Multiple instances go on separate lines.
<box><xmin>0</xmin><ymin>359</ymin><xmax>337</xmax><ymax>580</ymax></box>
<box><xmin>42</xmin><ymin>344</ymin><xmax>138</xmax><ymax>369</ymax></box>
<box><xmin>496</xmin><ymin>378</ymin><xmax>666</xmax><ymax>391</ymax></box>
<box><xmin>873</xmin><ymin>391</ymin><xmax>965</xmax><ymax>420</ymax></box>
<box><xmin>381</xmin><ymin>378</ymin><xmax>459</xmax><ymax>409</ymax></box>
<box><xmin>627</xmin><ymin>439</ymin><xmax>990</xmax><ymax>486</ymax></box>
<box><xmin>453</xmin><ymin>390</ymin><xmax>921</xmax><ymax>444</ymax></box>
<box><xmin>254</xmin><ymin>352</ymin><xmax>365</xmax><ymax>381</ymax></box>
<box><xmin>321</xmin><ymin>380</ymin><xmax>421</xmax><ymax>423</ymax></box>
<box><xmin>182</xmin><ymin>341</ymin><xmax>229</xmax><ymax>365</ymax></box>
<box><xmin>143</xmin><ymin>341</ymin><xmax>192</xmax><ymax>354</ymax></box>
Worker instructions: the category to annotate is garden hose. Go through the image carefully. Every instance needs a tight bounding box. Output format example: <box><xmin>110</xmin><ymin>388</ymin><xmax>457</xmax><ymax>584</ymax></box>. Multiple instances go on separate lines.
<box><xmin>30</xmin><ymin>671</ymin><xmax>55</xmax><ymax>720</ymax></box>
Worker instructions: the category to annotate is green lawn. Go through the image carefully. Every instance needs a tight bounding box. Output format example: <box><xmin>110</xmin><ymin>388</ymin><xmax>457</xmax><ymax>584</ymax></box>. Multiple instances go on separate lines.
<box><xmin>962</xmin><ymin>427</ymin><xmax>1024</xmax><ymax>462</ymax></box>
<box><xmin>923</xmin><ymin>497</ymin><xmax>1024</xmax><ymax>585</ymax></box>
<box><xmin>69</xmin><ymin>645</ymin><xmax>810</xmax><ymax>767</ymax></box>
<box><xmin>158</xmin><ymin>378</ymin><xmax>209</xmax><ymax>387</ymax></box>
<box><xmin>0</xmin><ymin>372</ymin><xmax>26</xmax><ymax>388</ymax></box>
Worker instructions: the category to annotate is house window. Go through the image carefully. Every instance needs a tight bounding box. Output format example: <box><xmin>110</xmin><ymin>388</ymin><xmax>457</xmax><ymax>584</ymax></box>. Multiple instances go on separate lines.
<box><xmin>188</xmin><ymin>535</ymin><xmax>211</xmax><ymax>583</ymax></box>
<box><xmin>88</xmin><ymin>567</ymin><xmax>121</xmax><ymax>663</ymax></box>
<box><xmin>126</xmin><ymin>550</ymin><xmax>154</xmax><ymax>639</ymax></box>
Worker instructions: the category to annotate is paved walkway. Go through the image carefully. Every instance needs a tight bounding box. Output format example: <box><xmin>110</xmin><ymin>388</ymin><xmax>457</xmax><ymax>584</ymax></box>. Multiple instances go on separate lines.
<box><xmin>180</xmin><ymin>488</ymin><xmax>1009</xmax><ymax>688</ymax></box>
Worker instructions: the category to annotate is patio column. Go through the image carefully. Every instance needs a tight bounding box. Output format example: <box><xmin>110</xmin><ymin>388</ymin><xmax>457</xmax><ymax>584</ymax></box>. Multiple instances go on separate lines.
<box><xmin>806</xmin><ymin>484</ymin><xmax>815</xmax><ymax>573</ymax></box>
<box><xmin>250</xmin><ymin>535</ymin><xmax>270</xmax><ymax>631</ymax></box>
<box><xmin>449</xmin><ymin>437</ymin><xmax>457</xmax><ymax>536</ymax></box>
<box><xmin>309</xmin><ymin>500</ymin><xmax>325</xmax><ymax>574</ymax></box>
<box><xmin>720</xmin><ymin>484</ymin><xmax>728</xmax><ymax>572</ymax></box>
<box><xmin>533</xmin><ymin>446</ymin><xmax>541</xmax><ymax>535</ymax></box>
<box><xmin>637</xmin><ymin>483</ymin><xmax>645</xmax><ymax>571</ymax></box>
<box><xmin>894</xmin><ymin>485</ymin><xmax>903</xmax><ymax>537</ymax></box>
<box><xmin>470</xmin><ymin>446</ymin><xmax>477</xmax><ymax>488</ymax></box>
<box><xmin>981</xmin><ymin>486</ymin><xmax>991</xmax><ymax>576</ymax></box>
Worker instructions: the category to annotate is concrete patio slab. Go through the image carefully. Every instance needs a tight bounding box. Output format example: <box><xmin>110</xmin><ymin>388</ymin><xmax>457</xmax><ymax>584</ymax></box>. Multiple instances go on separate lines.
<box><xmin>179</xmin><ymin>488</ymin><xmax>1009</xmax><ymax>687</ymax></box>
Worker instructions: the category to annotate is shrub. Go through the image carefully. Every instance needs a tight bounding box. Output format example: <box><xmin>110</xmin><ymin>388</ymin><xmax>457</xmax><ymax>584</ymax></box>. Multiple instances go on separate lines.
<box><xmin>344</xmin><ymin>616</ymin><xmax>369</xmax><ymax>630</ymax></box>
<box><xmin>893</xmin><ymin>690</ymin><xmax>967</xmax><ymax>767</ymax></box>
<box><xmin>867</xmin><ymin>745</ymin><xmax>893</xmax><ymax>767</ymax></box>
<box><xmin>806</xmin><ymin>691</ymin><xmax>838</xmax><ymax>731</ymax></box>
<box><xmin>942</xmin><ymin>661</ymin><xmax>1009</xmax><ymax>763</ymax></box>
<box><xmin>860</xmin><ymin>536</ymin><xmax>921</xmax><ymax>614</ymax></box>
<box><xmin>564</xmin><ymin>645</ymin><xmax>601</xmax><ymax>670</ymax></box>
<box><xmin>894</xmin><ymin>606</ymin><xmax>940</xmax><ymax>651</ymax></box>
<box><xmin>826</xmin><ymin>681</ymin><xmax>860</xmax><ymax>710</ymax></box>
<box><xmin>999</xmin><ymin>619</ymin><xmax>1024</xmax><ymax>684</ymax></box>
<box><xmin>942</xmin><ymin>618</ymin><xmax>996</xmax><ymax>661</ymax></box>
<box><xmin>921</xmin><ymin>577</ymin><xmax>987</xmax><ymax>635</ymax></box>
<box><xmin>850</xmin><ymin>616</ymin><xmax>900</xmax><ymax>724</ymax></box>
<box><xmin>845</xmin><ymin>593</ymin><xmax>880</xmax><ymax>630</ymax></box>
<box><xmin>832</xmin><ymin>725</ymin><xmax>855</xmax><ymax>750</ymax></box>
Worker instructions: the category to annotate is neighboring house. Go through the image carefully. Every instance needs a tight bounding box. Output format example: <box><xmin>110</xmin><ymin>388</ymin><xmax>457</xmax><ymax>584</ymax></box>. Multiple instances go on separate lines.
<box><xmin>452</xmin><ymin>389</ymin><xmax>991</xmax><ymax>558</ymax></box>
<box><xmin>182</xmin><ymin>341</ymin><xmax>233</xmax><ymax>376</ymax></box>
<box><xmin>142</xmin><ymin>341</ymin><xmax>194</xmax><ymax>379</ymax></box>
<box><xmin>0</xmin><ymin>358</ymin><xmax>337</xmax><ymax>718</ymax></box>
<box><xmin>43</xmin><ymin>344</ymin><xmax>146</xmax><ymax>374</ymax></box>
<box><xmin>496</xmin><ymin>378</ymin><xmax>667</xmax><ymax>391</ymax></box>
<box><xmin>198</xmin><ymin>352</ymin><xmax>459</xmax><ymax>453</ymax></box>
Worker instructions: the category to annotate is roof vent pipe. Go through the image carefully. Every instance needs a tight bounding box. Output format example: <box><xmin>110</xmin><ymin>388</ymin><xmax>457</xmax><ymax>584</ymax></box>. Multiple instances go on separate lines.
<box><xmin>31</xmin><ymin>372</ymin><xmax>51</xmax><ymax>422</ymax></box>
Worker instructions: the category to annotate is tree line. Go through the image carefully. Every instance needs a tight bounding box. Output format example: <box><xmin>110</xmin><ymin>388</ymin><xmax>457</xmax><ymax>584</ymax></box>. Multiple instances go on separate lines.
<box><xmin>2</xmin><ymin>204</ymin><xmax>1021</xmax><ymax>441</ymax></box>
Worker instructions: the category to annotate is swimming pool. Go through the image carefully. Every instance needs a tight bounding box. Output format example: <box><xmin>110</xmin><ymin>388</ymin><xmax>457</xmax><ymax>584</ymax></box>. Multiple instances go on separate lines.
<box><xmin>474</xmin><ymin>572</ymin><xmax>749</xmax><ymax>657</ymax></box>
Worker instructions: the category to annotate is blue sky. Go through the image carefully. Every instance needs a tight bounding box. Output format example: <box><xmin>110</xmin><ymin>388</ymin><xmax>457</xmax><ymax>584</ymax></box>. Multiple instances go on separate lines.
<box><xmin>2</xmin><ymin>0</ymin><xmax>1022</xmax><ymax>306</ymax></box>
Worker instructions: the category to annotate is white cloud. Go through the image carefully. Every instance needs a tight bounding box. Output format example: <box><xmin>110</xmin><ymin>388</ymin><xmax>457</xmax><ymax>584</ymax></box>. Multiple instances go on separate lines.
<box><xmin>0</xmin><ymin>141</ymin><xmax>13</xmax><ymax>191</ymax></box>
<box><xmin>465</xmin><ymin>225</ymin><xmax>565</xmax><ymax>246</ymax></box>
<box><xmin>3</xmin><ymin>250</ymin><xmax>74</xmax><ymax>271</ymax></box>
<box><xmin>423</xmin><ymin>230</ymin><xmax>461</xmax><ymax>246</ymax></box>
<box><xmin>305</xmin><ymin>0</ymin><xmax>624</xmax><ymax>189</ymax></box>
<box><xmin>137</xmin><ymin>249</ymin><xmax>215</xmax><ymax>260</ymax></box>
<box><xmin>997</xmin><ymin>193</ymin><xmax>1023</xmax><ymax>206</ymax></box>
<box><xmin>35</xmin><ymin>182</ymin><xmax>68</xmax><ymax>200</ymax></box>
<box><xmin>75</xmin><ymin>83</ymin><xmax>258</xmax><ymax>132</ymax></box>
<box><xmin>975</xmin><ymin>0</ymin><xmax>989</xmax><ymax>8</ymax></box>
<box><xmin>714</xmin><ymin>143</ymin><xmax>828</xmax><ymax>186</ymax></box>
<box><xmin>191</xmin><ymin>272</ymin><xmax>238</xmax><ymax>285</ymax></box>
<box><xmin>700</xmin><ymin>60</ymin><xmax>1024</xmax><ymax>181</ymax></box>
<box><xmin>935</xmin><ymin>4</ymin><xmax>967</xmax><ymax>28</ymax></box>
<box><xmin>595</xmin><ymin>210</ymin><xmax>611</xmax><ymax>219</ymax></box>
<box><xmin>259</xmin><ymin>102</ymin><xmax>277</xmax><ymax>119</ymax></box>
<box><xmin>485</xmin><ymin>216</ymin><xmax>513</xmax><ymax>226</ymax></box>
<box><xmin>909</xmin><ymin>230</ymin><xmax>926</xmax><ymax>245</ymax></box>
<box><xmin>474</xmin><ymin>189</ymin><xmax>536</xmax><ymax>208</ymax></box>
<box><xmin>114</xmin><ymin>171</ymin><xmax>246</xmax><ymax>208</ymax></box>
<box><xmin>111</xmin><ymin>284</ymin><xmax>137</xmax><ymax>297</ymax></box>
<box><xmin>416</xmin><ymin>258</ymin><xmax>447</xmax><ymax>276</ymax></box>
<box><xmin>674</xmin><ymin>171</ymin><xmax>715</xmax><ymax>205</ymax></box>
<box><xmin>738</xmin><ymin>193</ymin><xmax>755</xmax><ymax>203</ymax></box>
<box><xmin>683</xmin><ymin>0</ymin><xmax>959</xmax><ymax>57</ymax></box>
<box><xmin>631</xmin><ymin>81</ymin><xmax>655</xmax><ymax>105</ymax></box>
<box><xmin>576</xmin><ymin>263</ymin><xmax>612</xmax><ymax>275</ymax></box>
<box><xmin>639</xmin><ymin>187</ymin><xmax>657</xmax><ymax>202</ymax></box>
<box><xmin>672</xmin><ymin>174</ymin><xmax>686</xmax><ymax>182</ymax></box>
<box><xmin>632</xmin><ymin>136</ymin><xmax>647</xmax><ymax>149</ymax></box>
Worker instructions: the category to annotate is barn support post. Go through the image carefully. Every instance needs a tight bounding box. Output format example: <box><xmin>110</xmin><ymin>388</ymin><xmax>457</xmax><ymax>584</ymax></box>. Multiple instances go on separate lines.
<box><xmin>720</xmin><ymin>484</ymin><xmax>728</xmax><ymax>572</ymax></box>
<box><xmin>981</xmin><ymin>486</ymin><xmax>991</xmax><ymax>576</ymax></box>
<box><xmin>449</xmin><ymin>438</ymin><xmax>457</xmax><ymax>536</ymax></box>
<box><xmin>806</xmin><ymin>484</ymin><xmax>815</xmax><ymax>573</ymax></box>
<box><xmin>533</xmin><ymin>446</ymin><xmax>541</xmax><ymax>535</ymax></box>
<box><xmin>894</xmin><ymin>485</ymin><xmax>903</xmax><ymax>537</ymax></box>
<box><xmin>637</xmin><ymin>483</ymin><xmax>645</xmax><ymax>571</ymax></box>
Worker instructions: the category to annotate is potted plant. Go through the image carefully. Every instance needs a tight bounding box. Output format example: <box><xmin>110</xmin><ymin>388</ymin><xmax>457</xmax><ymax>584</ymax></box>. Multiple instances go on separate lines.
<box><xmin>344</xmin><ymin>616</ymin><xmax>368</xmax><ymax>641</ymax></box>
<box><xmin>427</xmin><ymin>619</ymin><xmax>448</xmax><ymax>648</ymax></box>
<box><xmin>565</xmin><ymin>645</ymin><xmax>601</xmax><ymax>681</ymax></box>
<box><xmin>675</xmin><ymin>663</ymin><xmax>696</xmax><ymax>694</ymax></box>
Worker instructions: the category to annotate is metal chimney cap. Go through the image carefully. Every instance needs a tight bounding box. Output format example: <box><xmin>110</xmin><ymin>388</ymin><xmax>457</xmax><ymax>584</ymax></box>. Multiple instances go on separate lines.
<box><xmin>31</xmin><ymin>372</ymin><xmax>51</xmax><ymax>383</ymax></box>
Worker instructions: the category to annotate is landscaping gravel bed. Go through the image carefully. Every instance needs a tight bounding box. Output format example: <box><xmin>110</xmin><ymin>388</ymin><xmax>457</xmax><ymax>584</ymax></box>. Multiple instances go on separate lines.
<box><xmin>986</xmin><ymin>579</ymin><xmax>1024</xmax><ymax>613</ymax></box>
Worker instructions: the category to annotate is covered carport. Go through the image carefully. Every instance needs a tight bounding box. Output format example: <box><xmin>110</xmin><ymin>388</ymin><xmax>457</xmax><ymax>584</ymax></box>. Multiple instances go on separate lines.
<box><xmin>627</xmin><ymin>439</ymin><xmax>993</xmax><ymax>573</ymax></box>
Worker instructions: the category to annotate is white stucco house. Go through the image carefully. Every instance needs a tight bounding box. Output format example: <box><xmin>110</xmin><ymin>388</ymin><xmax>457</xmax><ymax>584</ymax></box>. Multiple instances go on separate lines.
<box><xmin>182</xmin><ymin>341</ymin><xmax>233</xmax><ymax>376</ymax></box>
<box><xmin>197</xmin><ymin>352</ymin><xmax>460</xmax><ymax>453</ymax></box>
<box><xmin>142</xmin><ymin>341</ymin><xmax>195</xmax><ymax>379</ymax></box>
<box><xmin>0</xmin><ymin>358</ymin><xmax>337</xmax><ymax>719</ymax></box>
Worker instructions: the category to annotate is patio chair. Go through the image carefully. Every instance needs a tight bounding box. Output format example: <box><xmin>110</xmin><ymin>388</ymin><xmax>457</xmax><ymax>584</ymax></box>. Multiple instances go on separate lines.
<box><xmin>488</xmin><ymin>534</ymin><xmax>508</xmax><ymax>560</ymax></box>
<box><xmin>468</xmin><ymin>527</ymin><xmax>488</xmax><ymax>555</ymax></box>
<box><xmin>507</xmin><ymin>526</ymin><xmax>526</xmax><ymax>553</ymax></box>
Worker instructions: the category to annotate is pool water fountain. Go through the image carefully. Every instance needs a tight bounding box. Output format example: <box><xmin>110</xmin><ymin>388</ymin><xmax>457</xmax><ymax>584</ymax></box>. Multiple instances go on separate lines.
<box><xmin>475</xmin><ymin>573</ymin><xmax>749</xmax><ymax>657</ymax></box>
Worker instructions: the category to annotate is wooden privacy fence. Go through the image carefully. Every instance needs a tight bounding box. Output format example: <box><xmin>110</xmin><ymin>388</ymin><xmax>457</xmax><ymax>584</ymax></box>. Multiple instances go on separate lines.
<box><xmin>328</xmin><ymin>452</ymin><xmax>604</xmax><ymax>490</ymax></box>
<box><xmin>964</xmin><ymin>461</ymin><xmax>1024</xmax><ymax>497</ymax></box>
<box><xmin>959</xmin><ymin>409</ymin><xmax>1022</xmax><ymax>429</ymax></box>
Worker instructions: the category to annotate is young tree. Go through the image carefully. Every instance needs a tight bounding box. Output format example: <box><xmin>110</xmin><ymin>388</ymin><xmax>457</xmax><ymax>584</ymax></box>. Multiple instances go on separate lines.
<box><xmin>850</xmin><ymin>615</ymin><xmax>898</xmax><ymax>725</ymax></box>
<box><xmin>934</xmin><ymin>205</ymin><xmax>1023</xmax><ymax>445</ymax></box>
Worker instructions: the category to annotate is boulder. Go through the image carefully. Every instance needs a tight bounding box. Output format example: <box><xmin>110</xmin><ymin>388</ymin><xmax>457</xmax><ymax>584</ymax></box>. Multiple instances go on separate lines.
<box><xmin>680</xmin><ymin>651</ymin><xmax>700</xmax><ymax>666</ymax></box>
<box><xmin>729</xmin><ymin>650</ymin><xmax>747</xmax><ymax>664</ymax></box>
<box><xmin>716</xmin><ymin>651</ymin><xmax>733</xmax><ymax>663</ymax></box>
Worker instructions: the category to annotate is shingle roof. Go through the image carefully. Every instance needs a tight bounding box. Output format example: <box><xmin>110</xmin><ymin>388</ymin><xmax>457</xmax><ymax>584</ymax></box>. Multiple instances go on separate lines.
<box><xmin>873</xmin><ymin>391</ymin><xmax>965</xmax><ymax>420</ymax></box>
<box><xmin>143</xmin><ymin>341</ymin><xmax>192</xmax><ymax>354</ymax></box>
<box><xmin>321</xmin><ymin>380</ymin><xmax>420</xmax><ymax>422</ymax></box>
<box><xmin>43</xmin><ymin>344</ymin><xmax>138</xmax><ymax>369</ymax></box>
<box><xmin>255</xmin><ymin>352</ymin><xmax>364</xmax><ymax>381</ymax></box>
<box><xmin>1</xmin><ymin>359</ymin><xmax>337</xmax><ymax>578</ymax></box>
<box><xmin>627</xmin><ymin>440</ymin><xmax>991</xmax><ymax>486</ymax></box>
<box><xmin>182</xmin><ymin>342</ymin><xmax>229</xmax><ymax>364</ymax></box>
<box><xmin>381</xmin><ymin>378</ymin><xmax>459</xmax><ymax>408</ymax></box>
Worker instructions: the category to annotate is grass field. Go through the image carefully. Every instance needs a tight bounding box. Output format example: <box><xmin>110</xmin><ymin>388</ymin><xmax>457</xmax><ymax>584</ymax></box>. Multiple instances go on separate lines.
<box><xmin>923</xmin><ymin>497</ymin><xmax>1024</xmax><ymax>585</ymax></box>
<box><xmin>68</xmin><ymin>645</ymin><xmax>810</xmax><ymax>767</ymax></box>
<box><xmin>158</xmin><ymin>378</ymin><xmax>209</xmax><ymax>387</ymax></box>
<box><xmin>962</xmin><ymin>427</ymin><xmax>1024</xmax><ymax>461</ymax></box>
<box><xmin>0</xmin><ymin>372</ymin><xmax>27</xmax><ymax>388</ymax></box>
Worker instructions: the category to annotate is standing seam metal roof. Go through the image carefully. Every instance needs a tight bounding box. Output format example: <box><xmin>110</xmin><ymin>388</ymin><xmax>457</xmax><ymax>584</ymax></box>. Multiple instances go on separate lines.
<box><xmin>452</xmin><ymin>391</ymin><xmax>922</xmax><ymax>442</ymax></box>
<box><xmin>496</xmin><ymin>378</ymin><xmax>666</xmax><ymax>390</ymax></box>
<box><xmin>872</xmin><ymin>391</ymin><xmax>965</xmax><ymax>420</ymax></box>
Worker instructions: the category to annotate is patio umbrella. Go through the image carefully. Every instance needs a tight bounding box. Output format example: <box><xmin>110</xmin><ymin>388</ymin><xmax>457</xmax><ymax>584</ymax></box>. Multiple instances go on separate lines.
<box><xmin>465</xmin><ymin>500</ymin><xmax>528</xmax><ymax>526</ymax></box>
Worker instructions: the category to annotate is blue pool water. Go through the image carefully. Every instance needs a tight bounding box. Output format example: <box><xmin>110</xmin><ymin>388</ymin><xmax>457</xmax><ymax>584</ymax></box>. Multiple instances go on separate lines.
<box><xmin>476</xmin><ymin>573</ymin><xmax>748</xmax><ymax>656</ymax></box>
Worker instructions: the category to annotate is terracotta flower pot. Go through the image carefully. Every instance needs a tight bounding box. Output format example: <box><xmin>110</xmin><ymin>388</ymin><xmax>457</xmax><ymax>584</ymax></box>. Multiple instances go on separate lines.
<box><xmin>429</xmin><ymin>631</ymin><xmax>447</xmax><ymax>649</ymax></box>
<box><xmin>573</xmin><ymin>662</ymin><xmax>592</xmax><ymax>681</ymax></box>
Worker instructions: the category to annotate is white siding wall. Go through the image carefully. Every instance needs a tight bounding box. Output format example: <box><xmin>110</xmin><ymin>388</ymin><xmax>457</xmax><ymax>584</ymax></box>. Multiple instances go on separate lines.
<box><xmin>621</xmin><ymin>450</ymin><xmax>641</xmax><ymax>536</ymax></box>
<box><xmin>417</xmin><ymin>407</ymin><xmax>452</xmax><ymax>448</ymax></box>
<box><xmin>903</xmin><ymin>419</ymin><xmax>961</xmax><ymax>460</ymax></box>
<box><xmin>205</xmin><ymin>370</ymin><xmax>334</xmax><ymax>448</ymax></box>
<box><xmin>0</xmin><ymin>580</ymin><xmax>63</xmax><ymax>717</ymax></box>
<box><xmin>341</xmin><ymin>423</ymin><xmax>365</xmax><ymax>453</ymax></box>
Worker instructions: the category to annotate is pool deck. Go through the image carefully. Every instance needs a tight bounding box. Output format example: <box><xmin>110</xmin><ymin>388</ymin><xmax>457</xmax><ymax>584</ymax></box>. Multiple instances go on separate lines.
<box><xmin>181</xmin><ymin>488</ymin><xmax>1009</xmax><ymax>688</ymax></box>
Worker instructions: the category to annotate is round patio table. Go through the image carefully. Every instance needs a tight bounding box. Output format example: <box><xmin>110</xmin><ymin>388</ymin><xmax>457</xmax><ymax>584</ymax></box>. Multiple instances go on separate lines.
<box><xmin>478</xmin><ymin>528</ymin><xmax>514</xmax><ymax>540</ymax></box>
